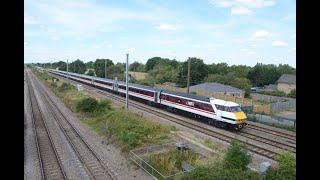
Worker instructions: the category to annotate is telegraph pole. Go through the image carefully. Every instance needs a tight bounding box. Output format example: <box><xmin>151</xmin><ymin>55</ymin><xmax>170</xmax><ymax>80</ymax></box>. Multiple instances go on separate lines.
<box><xmin>105</xmin><ymin>59</ymin><xmax>107</xmax><ymax>79</ymax></box>
<box><xmin>187</xmin><ymin>57</ymin><xmax>191</xmax><ymax>94</ymax></box>
<box><xmin>67</xmin><ymin>59</ymin><xmax>69</xmax><ymax>80</ymax></box>
<box><xmin>125</xmin><ymin>54</ymin><xmax>129</xmax><ymax>109</ymax></box>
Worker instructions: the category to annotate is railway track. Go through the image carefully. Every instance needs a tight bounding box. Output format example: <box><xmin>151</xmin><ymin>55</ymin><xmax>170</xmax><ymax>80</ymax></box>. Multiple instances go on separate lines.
<box><xmin>246</xmin><ymin>123</ymin><xmax>296</xmax><ymax>142</ymax></box>
<box><xmin>48</xmin><ymin>72</ymin><xmax>296</xmax><ymax>160</ymax></box>
<box><xmin>29</xmin><ymin>70</ymin><xmax>116</xmax><ymax>180</ymax></box>
<box><xmin>27</xmin><ymin>73</ymin><xmax>67</xmax><ymax>180</ymax></box>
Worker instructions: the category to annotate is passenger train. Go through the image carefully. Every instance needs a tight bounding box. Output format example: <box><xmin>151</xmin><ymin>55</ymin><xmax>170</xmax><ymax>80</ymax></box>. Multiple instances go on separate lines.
<box><xmin>47</xmin><ymin>69</ymin><xmax>248</xmax><ymax>130</ymax></box>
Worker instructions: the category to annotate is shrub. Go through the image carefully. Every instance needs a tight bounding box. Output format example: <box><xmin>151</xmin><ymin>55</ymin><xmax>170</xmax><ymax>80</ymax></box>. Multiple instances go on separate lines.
<box><xmin>103</xmin><ymin>110</ymin><xmax>170</xmax><ymax>151</ymax></box>
<box><xmin>287</xmin><ymin>89</ymin><xmax>296</xmax><ymax>98</ymax></box>
<box><xmin>57</xmin><ymin>83</ymin><xmax>75</xmax><ymax>92</ymax></box>
<box><xmin>76</xmin><ymin>97</ymin><xmax>98</xmax><ymax>113</ymax></box>
<box><xmin>148</xmin><ymin>148</ymin><xmax>201</xmax><ymax>176</ymax></box>
<box><xmin>76</xmin><ymin>97</ymin><xmax>111</xmax><ymax>114</ymax></box>
<box><xmin>182</xmin><ymin>163</ymin><xmax>262</xmax><ymax>180</ymax></box>
<box><xmin>224</xmin><ymin>139</ymin><xmax>251</xmax><ymax>170</ymax></box>
<box><xmin>266</xmin><ymin>151</ymin><xmax>296</xmax><ymax>180</ymax></box>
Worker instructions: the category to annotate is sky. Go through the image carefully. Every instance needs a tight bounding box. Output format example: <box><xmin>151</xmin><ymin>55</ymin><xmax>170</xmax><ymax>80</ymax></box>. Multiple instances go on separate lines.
<box><xmin>24</xmin><ymin>0</ymin><xmax>296</xmax><ymax>67</ymax></box>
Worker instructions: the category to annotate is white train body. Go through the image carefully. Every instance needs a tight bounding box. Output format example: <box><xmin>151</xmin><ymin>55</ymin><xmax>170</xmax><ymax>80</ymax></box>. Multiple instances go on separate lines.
<box><xmin>47</xmin><ymin>69</ymin><xmax>248</xmax><ymax>130</ymax></box>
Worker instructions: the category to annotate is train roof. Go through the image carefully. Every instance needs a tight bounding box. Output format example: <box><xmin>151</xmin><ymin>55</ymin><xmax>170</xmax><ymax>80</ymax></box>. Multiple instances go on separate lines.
<box><xmin>49</xmin><ymin>69</ymin><xmax>210</xmax><ymax>102</ymax></box>
<box><xmin>161</xmin><ymin>89</ymin><xmax>210</xmax><ymax>102</ymax></box>
<box><xmin>118</xmin><ymin>81</ymin><xmax>162</xmax><ymax>91</ymax></box>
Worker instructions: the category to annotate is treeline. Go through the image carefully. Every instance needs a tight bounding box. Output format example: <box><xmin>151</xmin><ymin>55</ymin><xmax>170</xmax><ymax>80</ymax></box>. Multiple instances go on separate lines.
<box><xmin>33</xmin><ymin>57</ymin><xmax>295</xmax><ymax>97</ymax></box>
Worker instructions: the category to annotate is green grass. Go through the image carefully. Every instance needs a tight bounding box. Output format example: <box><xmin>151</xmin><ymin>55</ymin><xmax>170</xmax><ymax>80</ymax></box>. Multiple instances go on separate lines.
<box><xmin>146</xmin><ymin>148</ymin><xmax>202</xmax><ymax>177</ymax></box>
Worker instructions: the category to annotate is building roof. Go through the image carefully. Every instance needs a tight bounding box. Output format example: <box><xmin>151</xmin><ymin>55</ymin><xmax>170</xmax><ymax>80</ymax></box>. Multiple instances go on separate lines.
<box><xmin>189</xmin><ymin>83</ymin><xmax>244</xmax><ymax>93</ymax></box>
<box><xmin>276</xmin><ymin>74</ymin><xmax>296</xmax><ymax>85</ymax></box>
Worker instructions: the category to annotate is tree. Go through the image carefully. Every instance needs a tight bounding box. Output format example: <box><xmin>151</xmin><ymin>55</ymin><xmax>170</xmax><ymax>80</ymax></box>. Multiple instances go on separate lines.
<box><xmin>176</xmin><ymin>57</ymin><xmax>209</xmax><ymax>87</ymax></box>
<box><xmin>93</xmin><ymin>59</ymin><xmax>114</xmax><ymax>78</ymax></box>
<box><xmin>85</xmin><ymin>61</ymin><xmax>94</xmax><ymax>69</ymax></box>
<box><xmin>129</xmin><ymin>61</ymin><xmax>145</xmax><ymax>72</ymax></box>
<box><xmin>69</xmin><ymin>59</ymin><xmax>86</xmax><ymax>74</ymax></box>
<box><xmin>149</xmin><ymin>62</ymin><xmax>178</xmax><ymax>84</ymax></box>
<box><xmin>52</xmin><ymin>61</ymin><xmax>67</xmax><ymax>71</ymax></box>
<box><xmin>145</xmin><ymin>57</ymin><xmax>172</xmax><ymax>71</ymax></box>
<box><xmin>224</xmin><ymin>140</ymin><xmax>251</xmax><ymax>170</ymax></box>
<box><xmin>86</xmin><ymin>69</ymin><xmax>96</xmax><ymax>76</ymax></box>
<box><xmin>107</xmin><ymin>63</ymin><xmax>125</xmax><ymax>80</ymax></box>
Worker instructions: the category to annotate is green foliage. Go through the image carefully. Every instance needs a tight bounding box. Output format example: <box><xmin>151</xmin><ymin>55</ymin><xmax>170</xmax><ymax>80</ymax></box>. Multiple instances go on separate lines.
<box><xmin>258</xmin><ymin>90</ymin><xmax>287</xmax><ymax>97</ymax></box>
<box><xmin>103</xmin><ymin>110</ymin><xmax>170</xmax><ymax>151</ymax></box>
<box><xmin>52</xmin><ymin>61</ymin><xmax>67</xmax><ymax>71</ymax></box>
<box><xmin>247</xmin><ymin>63</ymin><xmax>295</xmax><ymax>86</ymax></box>
<box><xmin>129</xmin><ymin>61</ymin><xmax>145</xmax><ymax>72</ymax></box>
<box><xmin>176</xmin><ymin>57</ymin><xmax>208</xmax><ymax>87</ymax></box>
<box><xmin>69</xmin><ymin>59</ymin><xmax>86</xmax><ymax>74</ymax></box>
<box><xmin>182</xmin><ymin>163</ymin><xmax>262</xmax><ymax>180</ymax></box>
<box><xmin>57</xmin><ymin>82</ymin><xmax>75</xmax><ymax>92</ymax></box>
<box><xmin>106</xmin><ymin>63</ymin><xmax>125</xmax><ymax>80</ymax></box>
<box><xmin>288</xmin><ymin>89</ymin><xmax>296</xmax><ymax>98</ymax></box>
<box><xmin>266</xmin><ymin>151</ymin><xmax>296</xmax><ymax>180</ymax></box>
<box><xmin>205</xmin><ymin>73</ymin><xmax>252</xmax><ymax>97</ymax></box>
<box><xmin>224</xmin><ymin>139</ymin><xmax>251</xmax><ymax>170</ymax></box>
<box><xmin>76</xmin><ymin>97</ymin><xmax>111</xmax><ymax>114</ymax></box>
<box><xmin>86</xmin><ymin>69</ymin><xmax>96</xmax><ymax>76</ymax></box>
<box><xmin>76</xmin><ymin>97</ymin><xmax>98</xmax><ymax>113</ymax></box>
<box><xmin>148</xmin><ymin>62</ymin><xmax>178</xmax><ymax>84</ymax></box>
<box><xmin>93</xmin><ymin>59</ymin><xmax>114</xmax><ymax>78</ymax></box>
<box><xmin>85</xmin><ymin>61</ymin><xmax>94</xmax><ymax>69</ymax></box>
<box><xmin>147</xmin><ymin>148</ymin><xmax>201</xmax><ymax>176</ymax></box>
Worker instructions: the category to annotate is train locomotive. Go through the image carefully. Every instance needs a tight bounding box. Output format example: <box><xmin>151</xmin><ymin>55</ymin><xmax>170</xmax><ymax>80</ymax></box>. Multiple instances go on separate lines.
<box><xmin>48</xmin><ymin>69</ymin><xmax>248</xmax><ymax>130</ymax></box>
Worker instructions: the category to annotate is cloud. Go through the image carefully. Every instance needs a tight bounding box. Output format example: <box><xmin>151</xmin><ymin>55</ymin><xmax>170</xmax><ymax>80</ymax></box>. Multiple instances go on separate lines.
<box><xmin>234</xmin><ymin>0</ymin><xmax>275</xmax><ymax>8</ymax></box>
<box><xmin>272</xmin><ymin>40</ymin><xmax>288</xmax><ymax>46</ymax></box>
<box><xmin>24</xmin><ymin>14</ymin><xmax>38</xmax><ymax>24</ymax></box>
<box><xmin>209</xmin><ymin>0</ymin><xmax>234</xmax><ymax>7</ymax></box>
<box><xmin>231</xmin><ymin>6</ymin><xmax>254</xmax><ymax>15</ymax></box>
<box><xmin>247</xmin><ymin>50</ymin><xmax>256</xmax><ymax>55</ymax></box>
<box><xmin>210</xmin><ymin>0</ymin><xmax>275</xmax><ymax>9</ymax></box>
<box><xmin>252</xmin><ymin>30</ymin><xmax>270</xmax><ymax>38</ymax></box>
<box><xmin>155</xmin><ymin>23</ymin><xmax>178</xmax><ymax>31</ymax></box>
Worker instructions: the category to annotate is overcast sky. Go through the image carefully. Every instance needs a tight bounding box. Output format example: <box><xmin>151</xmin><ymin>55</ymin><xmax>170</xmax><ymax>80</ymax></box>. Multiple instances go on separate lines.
<box><xmin>24</xmin><ymin>0</ymin><xmax>296</xmax><ymax>67</ymax></box>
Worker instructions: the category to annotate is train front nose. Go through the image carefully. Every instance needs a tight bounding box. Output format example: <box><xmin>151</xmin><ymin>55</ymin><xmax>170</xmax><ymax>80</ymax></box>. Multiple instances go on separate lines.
<box><xmin>234</xmin><ymin>112</ymin><xmax>247</xmax><ymax>123</ymax></box>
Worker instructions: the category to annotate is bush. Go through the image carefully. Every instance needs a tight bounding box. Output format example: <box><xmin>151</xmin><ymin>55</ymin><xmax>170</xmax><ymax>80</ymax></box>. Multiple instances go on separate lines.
<box><xmin>57</xmin><ymin>83</ymin><xmax>75</xmax><ymax>92</ymax></box>
<box><xmin>148</xmin><ymin>148</ymin><xmax>201</xmax><ymax>176</ymax></box>
<box><xmin>103</xmin><ymin>110</ymin><xmax>170</xmax><ymax>151</ymax></box>
<box><xmin>258</xmin><ymin>90</ymin><xmax>287</xmax><ymax>97</ymax></box>
<box><xmin>182</xmin><ymin>163</ymin><xmax>262</xmax><ymax>180</ymax></box>
<box><xmin>224</xmin><ymin>139</ymin><xmax>251</xmax><ymax>170</ymax></box>
<box><xmin>76</xmin><ymin>97</ymin><xmax>98</xmax><ymax>113</ymax></box>
<box><xmin>266</xmin><ymin>151</ymin><xmax>296</xmax><ymax>180</ymax></box>
<box><xmin>76</xmin><ymin>97</ymin><xmax>111</xmax><ymax>114</ymax></box>
<box><xmin>288</xmin><ymin>89</ymin><xmax>296</xmax><ymax>98</ymax></box>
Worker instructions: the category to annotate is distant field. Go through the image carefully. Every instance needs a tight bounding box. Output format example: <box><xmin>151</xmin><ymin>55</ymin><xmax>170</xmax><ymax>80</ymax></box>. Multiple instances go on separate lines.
<box><xmin>129</xmin><ymin>71</ymin><xmax>148</xmax><ymax>80</ymax></box>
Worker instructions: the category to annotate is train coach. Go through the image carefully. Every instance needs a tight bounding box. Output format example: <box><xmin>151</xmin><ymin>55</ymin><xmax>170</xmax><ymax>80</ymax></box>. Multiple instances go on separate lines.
<box><xmin>48</xmin><ymin>69</ymin><xmax>248</xmax><ymax>130</ymax></box>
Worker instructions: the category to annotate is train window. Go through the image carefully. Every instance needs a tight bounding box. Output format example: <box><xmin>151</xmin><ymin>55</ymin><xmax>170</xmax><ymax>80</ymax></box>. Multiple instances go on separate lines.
<box><xmin>229</xmin><ymin>106</ymin><xmax>241</xmax><ymax>112</ymax></box>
